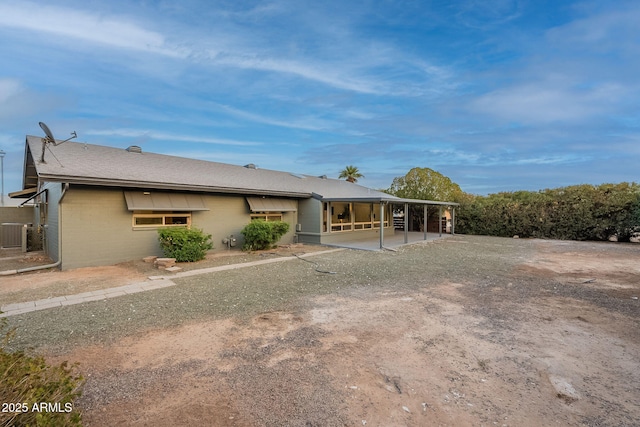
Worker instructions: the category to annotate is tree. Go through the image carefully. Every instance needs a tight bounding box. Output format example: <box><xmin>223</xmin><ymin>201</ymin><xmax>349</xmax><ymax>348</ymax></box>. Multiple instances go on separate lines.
<box><xmin>387</xmin><ymin>167</ymin><xmax>464</xmax><ymax>202</ymax></box>
<box><xmin>338</xmin><ymin>165</ymin><xmax>364</xmax><ymax>183</ymax></box>
<box><xmin>386</xmin><ymin>167</ymin><xmax>465</xmax><ymax>232</ymax></box>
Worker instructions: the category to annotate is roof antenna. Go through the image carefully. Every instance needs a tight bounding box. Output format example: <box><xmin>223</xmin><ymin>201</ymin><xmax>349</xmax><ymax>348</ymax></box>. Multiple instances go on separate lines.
<box><xmin>39</xmin><ymin>122</ymin><xmax>77</xmax><ymax>163</ymax></box>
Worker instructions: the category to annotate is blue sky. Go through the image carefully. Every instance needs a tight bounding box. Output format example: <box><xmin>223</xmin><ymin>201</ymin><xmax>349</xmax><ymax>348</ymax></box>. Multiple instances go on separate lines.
<box><xmin>0</xmin><ymin>0</ymin><xmax>638</xmax><ymax>196</ymax></box>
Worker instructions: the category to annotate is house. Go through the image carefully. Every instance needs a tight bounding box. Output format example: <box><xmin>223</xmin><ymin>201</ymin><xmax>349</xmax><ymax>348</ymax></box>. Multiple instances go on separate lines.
<box><xmin>9</xmin><ymin>136</ymin><xmax>457</xmax><ymax>270</ymax></box>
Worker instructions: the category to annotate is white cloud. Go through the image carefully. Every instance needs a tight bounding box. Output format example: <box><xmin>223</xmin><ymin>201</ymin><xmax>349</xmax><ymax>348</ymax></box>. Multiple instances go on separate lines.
<box><xmin>0</xmin><ymin>1</ymin><xmax>185</xmax><ymax>57</ymax></box>
<box><xmin>0</xmin><ymin>1</ymin><xmax>453</xmax><ymax>97</ymax></box>
<box><xmin>470</xmin><ymin>81</ymin><xmax>625</xmax><ymax>124</ymax></box>
<box><xmin>0</xmin><ymin>79</ymin><xmax>22</xmax><ymax>103</ymax></box>
<box><xmin>86</xmin><ymin>128</ymin><xmax>261</xmax><ymax>146</ymax></box>
<box><xmin>547</xmin><ymin>3</ymin><xmax>640</xmax><ymax>55</ymax></box>
<box><xmin>0</xmin><ymin>78</ymin><xmax>62</xmax><ymax>127</ymax></box>
<box><xmin>216</xmin><ymin>103</ymin><xmax>334</xmax><ymax>131</ymax></box>
<box><xmin>212</xmin><ymin>53</ymin><xmax>387</xmax><ymax>95</ymax></box>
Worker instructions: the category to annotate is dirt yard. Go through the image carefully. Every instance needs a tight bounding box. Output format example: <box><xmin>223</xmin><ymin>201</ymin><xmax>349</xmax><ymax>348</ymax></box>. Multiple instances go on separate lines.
<box><xmin>4</xmin><ymin>236</ymin><xmax>640</xmax><ymax>426</ymax></box>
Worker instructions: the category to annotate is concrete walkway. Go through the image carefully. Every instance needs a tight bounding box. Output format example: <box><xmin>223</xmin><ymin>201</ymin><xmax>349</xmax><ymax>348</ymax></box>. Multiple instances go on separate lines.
<box><xmin>325</xmin><ymin>231</ymin><xmax>453</xmax><ymax>251</ymax></box>
<box><xmin>0</xmin><ymin>248</ymin><xmax>345</xmax><ymax>318</ymax></box>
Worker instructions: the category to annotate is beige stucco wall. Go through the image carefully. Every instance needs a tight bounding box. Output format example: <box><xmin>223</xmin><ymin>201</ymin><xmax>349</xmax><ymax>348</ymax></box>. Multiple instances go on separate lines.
<box><xmin>194</xmin><ymin>195</ymin><xmax>297</xmax><ymax>250</ymax></box>
<box><xmin>58</xmin><ymin>186</ymin><xmax>299</xmax><ymax>270</ymax></box>
<box><xmin>296</xmin><ymin>198</ymin><xmax>322</xmax><ymax>244</ymax></box>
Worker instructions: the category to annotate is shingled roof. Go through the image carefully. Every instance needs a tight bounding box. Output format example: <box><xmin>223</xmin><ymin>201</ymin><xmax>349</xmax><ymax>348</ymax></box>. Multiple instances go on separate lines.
<box><xmin>23</xmin><ymin>136</ymin><xmax>400</xmax><ymax>201</ymax></box>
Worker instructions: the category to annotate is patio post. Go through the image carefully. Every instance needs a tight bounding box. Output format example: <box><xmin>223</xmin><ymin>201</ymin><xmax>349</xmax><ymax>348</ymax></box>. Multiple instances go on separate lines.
<box><xmin>452</xmin><ymin>207</ymin><xmax>456</xmax><ymax>235</ymax></box>
<box><xmin>423</xmin><ymin>204</ymin><xmax>427</xmax><ymax>240</ymax></box>
<box><xmin>404</xmin><ymin>202</ymin><xmax>409</xmax><ymax>244</ymax></box>
<box><xmin>379</xmin><ymin>202</ymin><xmax>385</xmax><ymax>249</ymax></box>
<box><xmin>439</xmin><ymin>206</ymin><xmax>442</xmax><ymax>237</ymax></box>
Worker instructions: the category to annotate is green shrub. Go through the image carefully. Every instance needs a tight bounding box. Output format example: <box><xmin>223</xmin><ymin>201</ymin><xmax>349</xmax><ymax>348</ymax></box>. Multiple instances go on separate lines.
<box><xmin>157</xmin><ymin>227</ymin><xmax>213</xmax><ymax>262</ymax></box>
<box><xmin>0</xmin><ymin>318</ymin><xmax>83</xmax><ymax>427</ymax></box>
<box><xmin>241</xmin><ymin>220</ymin><xmax>290</xmax><ymax>251</ymax></box>
<box><xmin>456</xmin><ymin>182</ymin><xmax>640</xmax><ymax>241</ymax></box>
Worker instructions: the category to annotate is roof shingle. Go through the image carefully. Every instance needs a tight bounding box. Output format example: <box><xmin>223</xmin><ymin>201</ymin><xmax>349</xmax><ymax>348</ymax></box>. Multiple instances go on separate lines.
<box><xmin>26</xmin><ymin>136</ymin><xmax>398</xmax><ymax>201</ymax></box>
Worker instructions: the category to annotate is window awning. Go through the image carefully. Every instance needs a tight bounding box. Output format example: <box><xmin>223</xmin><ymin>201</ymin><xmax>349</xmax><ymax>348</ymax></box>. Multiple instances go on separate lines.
<box><xmin>124</xmin><ymin>191</ymin><xmax>209</xmax><ymax>211</ymax></box>
<box><xmin>246</xmin><ymin>197</ymin><xmax>297</xmax><ymax>212</ymax></box>
<box><xmin>9</xmin><ymin>187</ymin><xmax>38</xmax><ymax>199</ymax></box>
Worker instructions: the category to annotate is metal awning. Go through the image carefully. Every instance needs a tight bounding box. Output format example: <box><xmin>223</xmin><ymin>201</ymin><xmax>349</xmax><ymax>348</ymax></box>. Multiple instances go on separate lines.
<box><xmin>8</xmin><ymin>187</ymin><xmax>38</xmax><ymax>199</ymax></box>
<box><xmin>246</xmin><ymin>197</ymin><xmax>297</xmax><ymax>212</ymax></box>
<box><xmin>124</xmin><ymin>191</ymin><xmax>209</xmax><ymax>211</ymax></box>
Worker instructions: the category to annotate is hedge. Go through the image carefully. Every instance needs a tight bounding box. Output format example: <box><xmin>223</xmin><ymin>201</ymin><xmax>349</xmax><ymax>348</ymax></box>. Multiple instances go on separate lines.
<box><xmin>456</xmin><ymin>183</ymin><xmax>640</xmax><ymax>241</ymax></box>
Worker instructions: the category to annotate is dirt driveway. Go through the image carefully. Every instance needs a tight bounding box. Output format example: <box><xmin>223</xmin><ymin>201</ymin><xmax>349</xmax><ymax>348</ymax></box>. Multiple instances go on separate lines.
<box><xmin>5</xmin><ymin>236</ymin><xmax>640</xmax><ymax>426</ymax></box>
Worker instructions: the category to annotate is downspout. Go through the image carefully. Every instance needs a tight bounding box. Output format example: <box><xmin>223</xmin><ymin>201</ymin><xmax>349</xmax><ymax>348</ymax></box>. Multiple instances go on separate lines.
<box><xmin>0</xmin><ymin>183</ymin><xmax>67</xmax><ymax>276</ymax></box>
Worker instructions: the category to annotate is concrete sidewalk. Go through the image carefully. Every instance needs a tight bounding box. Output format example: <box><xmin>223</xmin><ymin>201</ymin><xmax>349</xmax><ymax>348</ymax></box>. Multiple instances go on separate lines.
<box><xmin>0</xmin><ymin>248</ymin><xmax>345</xmax><ymax>318</ymax></box>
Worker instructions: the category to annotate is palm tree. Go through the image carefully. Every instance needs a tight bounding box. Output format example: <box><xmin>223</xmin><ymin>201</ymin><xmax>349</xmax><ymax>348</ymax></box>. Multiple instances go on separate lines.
<box><xmin>339</xmin><ymin>165</ymin><xmax>364</xmax><ymax>183</ymax></box>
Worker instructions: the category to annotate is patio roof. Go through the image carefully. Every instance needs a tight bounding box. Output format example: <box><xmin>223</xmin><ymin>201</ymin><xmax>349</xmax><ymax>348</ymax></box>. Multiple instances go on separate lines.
<box><xmin>319</xmin><ymin>196</ymin><xmax>458</xmax><ymax>206</ymax></box>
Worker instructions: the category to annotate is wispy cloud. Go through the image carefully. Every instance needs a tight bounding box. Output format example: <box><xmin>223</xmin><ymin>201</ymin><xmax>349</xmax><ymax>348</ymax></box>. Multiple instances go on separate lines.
<box><xmin>0</xmin><ymin>1</ymin><xmax>185</xmax><ymax>57</ymax></box>
<box><xmin>213</xmin><ymin>103</ymin><xmax>334</xmax><ymax>131</ymax></box>
<box><xmin>470</xmin><ymin>81</ymin><xmax>626</xmax><ymax>124</ymax></box>
<box><xmin>212</xmin><ymin>54</ymin><xmax>384</xmax><ymax>95</ymax></box>
<box><xmin>0</xmin><ymin>78</ymin><xmax>62</xmax><ymax>128</ymax></box>
<box><xmin>86</xmin><ymin>128</ymin><xmax>261</xmax><ymax>147</ymax></box>
<box><xmin>0</xmin><ymin>2</ymin><xmax>453</xmax><ymax>96</ymax></box>
<box><xmin>453</xmin><ymin>0</ymin><xmax>523</xmax><ymax>30</ymax></box>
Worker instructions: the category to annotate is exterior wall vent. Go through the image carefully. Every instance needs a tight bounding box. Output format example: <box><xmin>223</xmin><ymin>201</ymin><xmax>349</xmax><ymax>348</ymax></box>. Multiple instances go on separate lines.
<box><xmin>244</xmin><ymin>163</ymin><xmax>256</xmax><ymax>169</ymax></box>
<box><xmin>126</xmin><ymin>145</ymin><xmax>142</xmax><ymax>153</ymax></box>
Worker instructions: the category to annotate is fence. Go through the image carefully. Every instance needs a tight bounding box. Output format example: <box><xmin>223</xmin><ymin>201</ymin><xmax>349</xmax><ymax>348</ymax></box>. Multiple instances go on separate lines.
<box><xmin>0</xmin><ymin>224</ymin><xmax>42</xmax><ymax>251</ymax></box>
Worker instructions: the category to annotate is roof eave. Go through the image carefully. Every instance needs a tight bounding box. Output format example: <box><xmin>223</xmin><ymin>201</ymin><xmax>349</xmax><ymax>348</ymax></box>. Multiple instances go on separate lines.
<box><xmin>320</xmin><ymin>196</ymin><xmax>459</xmax><ymax>206</ymax></box>
<box><xmin>38</xmin><ymin>175</ymin><xmax>312</xmax><ymax>198</ymax></box>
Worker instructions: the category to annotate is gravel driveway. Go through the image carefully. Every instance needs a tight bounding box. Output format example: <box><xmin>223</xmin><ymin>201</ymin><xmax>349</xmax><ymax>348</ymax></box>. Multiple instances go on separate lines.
<box><xmin>3</xmin><ymin>235</ymin><xmax>639</xmax><ymax>426</ymax></box>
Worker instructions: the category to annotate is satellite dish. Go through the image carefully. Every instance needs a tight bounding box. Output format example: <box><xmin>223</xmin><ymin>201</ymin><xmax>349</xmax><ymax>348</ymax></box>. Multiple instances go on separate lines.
<box><xmin>37</xmin><ymin>121</ymin><xmax>78</xmax><ymax>162</ymax></box>
<box><xmin>38</xmin><ymin>122</ymin><xmax>56</xmax><ymax>145</ymax></box>
<box><xmin>39</xmin><ymin>122</ymin><xmax>56</xmax><ymax>144</ymax></box>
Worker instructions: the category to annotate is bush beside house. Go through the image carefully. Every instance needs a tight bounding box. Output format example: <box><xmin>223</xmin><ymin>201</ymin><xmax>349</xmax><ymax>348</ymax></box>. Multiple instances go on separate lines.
<box><xmin>157</xmin><ymin>228</ymin><xmax>213</xmax><ymax>262</ymax></box>
<box><xmin>241</xmin><ymin>220</ymin><xmax>290</xmax><ymax>251</ymax></box>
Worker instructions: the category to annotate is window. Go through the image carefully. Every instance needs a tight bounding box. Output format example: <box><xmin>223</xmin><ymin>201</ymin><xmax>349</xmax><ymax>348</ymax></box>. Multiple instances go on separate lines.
<box><xmin>354</xmin><ymin>203</ymin><xmax>373</xmax><ymax>229</ymax></box>
<box><xmin>132</xmin><ymin>211</ymin><xmax>191</xmax><ymax>228</ymax></box>
<box><xmin>250</xmin><ymin>212</ymin><xmax>283</xmax><ymax>222</ymax></box>
<box><xmin>327</xmin><ymin>202</ymin><xmax>391</xmax><ymax>232</ymax></box>
<box><xmin>330</xmin><ymin>202</ymin><xmax>352</xmax><ymax>231</ymax></box>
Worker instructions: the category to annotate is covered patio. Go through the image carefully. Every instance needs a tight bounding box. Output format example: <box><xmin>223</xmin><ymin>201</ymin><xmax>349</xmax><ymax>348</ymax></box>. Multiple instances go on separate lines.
<box><xmin>318</xmin><ymin>197</ymin><xmax>459</xmax><ymax>251</ymax></box>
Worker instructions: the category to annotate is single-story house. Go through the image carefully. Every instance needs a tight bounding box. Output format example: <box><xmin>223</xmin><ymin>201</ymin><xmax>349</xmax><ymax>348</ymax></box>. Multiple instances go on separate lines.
<box><xmin>10</xmin><ymin>136</ymin><xmax>458</xmax><ymax>270</ymax></box>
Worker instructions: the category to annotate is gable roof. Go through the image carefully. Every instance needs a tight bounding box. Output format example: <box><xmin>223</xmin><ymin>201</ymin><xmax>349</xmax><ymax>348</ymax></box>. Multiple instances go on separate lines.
<box><xmin>23</xmin><ymin>136</ymin><xmax>400</xmax><ymax>201</ymax></box>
